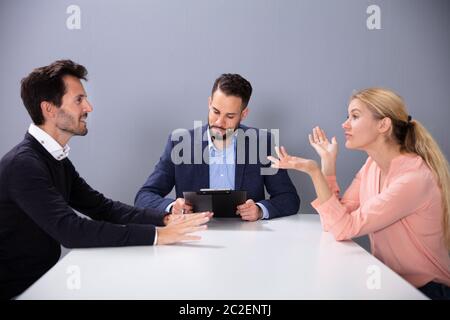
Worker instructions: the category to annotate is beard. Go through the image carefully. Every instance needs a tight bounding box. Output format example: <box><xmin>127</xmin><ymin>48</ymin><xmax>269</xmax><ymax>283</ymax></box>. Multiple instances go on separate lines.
<box><xmin>208</xmin><ymin>121</ymin><xmax>240</xmax><ymax>141</ymax></box>
<box><xmin>56</xmin><ymin>109</ymin><xmax>88</xmax><ymax>136</ymax></box>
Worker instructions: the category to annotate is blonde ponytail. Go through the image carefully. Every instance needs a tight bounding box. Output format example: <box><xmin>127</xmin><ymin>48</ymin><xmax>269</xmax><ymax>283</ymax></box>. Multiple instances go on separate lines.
<box><xmin>404</xmin><ymin>120</ymin><xmax>450</xmax><ymax>249</ymax></box>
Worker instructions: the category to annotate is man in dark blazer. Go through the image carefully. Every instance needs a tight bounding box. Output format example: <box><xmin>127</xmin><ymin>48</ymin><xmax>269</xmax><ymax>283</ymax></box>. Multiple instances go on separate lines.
<box><xmin>135</xmin><ymin>74</ymin><xmax>300</xmax><ymax>221</ymax></box>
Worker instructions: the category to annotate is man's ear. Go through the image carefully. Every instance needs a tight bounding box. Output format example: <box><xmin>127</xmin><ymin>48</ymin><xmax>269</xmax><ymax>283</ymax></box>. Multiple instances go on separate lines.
<box><xmin>378</xmin><ymin>117</ymin><xmax>392</xmax><ymax>134</ymax></box>
<box><xmin>40</xmin><ymin>101</ymin><xmax>56</xmax><ymax>121</ymax></box>
<box><xmin>208</xmin><ymin>96</ymin><xmax>212</xmax><ymax>107</ymax></box>
<box><xmin>240</xmin><ymin>107</ymin><xmax>249</xmax><ymax>121</ymax></box>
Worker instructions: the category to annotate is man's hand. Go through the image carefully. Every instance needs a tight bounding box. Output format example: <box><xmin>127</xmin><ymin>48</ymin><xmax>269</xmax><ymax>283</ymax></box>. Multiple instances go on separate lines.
<box><xmin>163</xmin><ymin>209</ymin><xmax>212</xmax><ymax>226</ymax></box>
<box><xmin>171</xmin><ymin>198</ymin><xmax>193</xmax><ymax>215</ymax></box>
<box><xmin>236</xmin><ymin>199</ymin><xmax>262</xmax><ymax>222</ymax></box>
<box><xmin>157</xmin><ymin>212</ymin><xmax>213</xmax><ymax>245</ymax></box>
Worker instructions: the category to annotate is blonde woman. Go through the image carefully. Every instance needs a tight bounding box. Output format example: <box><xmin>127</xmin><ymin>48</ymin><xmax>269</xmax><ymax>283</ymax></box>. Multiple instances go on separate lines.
<box><xmin>269</xmin><ymin>88</ymin><xmax>450</xmax><ymax>299</ymax></box>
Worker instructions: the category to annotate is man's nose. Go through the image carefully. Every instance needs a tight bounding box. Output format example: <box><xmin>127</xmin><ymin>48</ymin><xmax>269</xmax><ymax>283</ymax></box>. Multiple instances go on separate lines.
<box><xmin>214</xmin><ymin>116</ymin><xmax>225</xmax><ymax>127</ymax></box>
<box><xmin>84</xmin><ymin>100</ymin><xmax>93</xmax><ymax>113</ymax></box>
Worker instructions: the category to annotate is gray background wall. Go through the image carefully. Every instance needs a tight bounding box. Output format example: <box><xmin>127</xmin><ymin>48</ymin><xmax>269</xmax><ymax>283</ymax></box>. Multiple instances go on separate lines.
<box><xmin>1</xmin><ymin>0</ymin><xmax>449</xmax><ymax>252</ymax></box>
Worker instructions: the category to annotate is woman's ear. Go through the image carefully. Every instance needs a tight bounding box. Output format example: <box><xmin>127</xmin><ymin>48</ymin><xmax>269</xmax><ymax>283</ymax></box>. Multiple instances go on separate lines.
<box><xmin>378</xmin><ymin>117</ymin><xmax>392</xmax><ymax>134</ymax></box>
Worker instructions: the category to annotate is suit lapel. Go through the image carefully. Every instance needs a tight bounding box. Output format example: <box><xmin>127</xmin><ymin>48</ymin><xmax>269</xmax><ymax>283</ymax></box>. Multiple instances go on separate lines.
<box><xmin>195</xmin><ymin>125</ymin><xmax>209</xmax><ymax>189</ymax></box>
<box><xmin>234</xmin><ymin>126</ymin><xmax>247</xmax><ymax>191</ymax></box>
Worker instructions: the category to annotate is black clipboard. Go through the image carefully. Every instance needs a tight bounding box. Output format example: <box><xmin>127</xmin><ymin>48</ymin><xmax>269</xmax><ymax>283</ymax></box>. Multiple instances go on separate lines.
<box><xmin>183</xmin><ymin>189</ymin><xmax>247</xmax><ymax>218</ymax></box>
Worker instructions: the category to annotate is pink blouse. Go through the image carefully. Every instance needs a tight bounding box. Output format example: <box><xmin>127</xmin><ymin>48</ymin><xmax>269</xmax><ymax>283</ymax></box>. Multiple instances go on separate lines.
<box><xmin>311</xmin><ymin>154</ymin><xmax>450</xmax><ymax>287</ymax></box>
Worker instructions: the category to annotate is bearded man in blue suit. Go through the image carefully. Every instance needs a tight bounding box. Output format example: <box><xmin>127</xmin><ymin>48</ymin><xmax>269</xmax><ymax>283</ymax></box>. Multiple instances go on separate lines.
<box><xmin>135</xmin><ymin>74</ymin><xmax>300</xmax><ymax>221</ymax></box>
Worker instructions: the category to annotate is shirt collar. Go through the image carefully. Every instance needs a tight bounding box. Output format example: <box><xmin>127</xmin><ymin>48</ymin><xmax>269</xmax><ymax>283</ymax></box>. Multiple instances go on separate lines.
<box><xmin>28</xmin><ymin>123</ymin><xmax>70</xmax><ymax>161</ymax></box>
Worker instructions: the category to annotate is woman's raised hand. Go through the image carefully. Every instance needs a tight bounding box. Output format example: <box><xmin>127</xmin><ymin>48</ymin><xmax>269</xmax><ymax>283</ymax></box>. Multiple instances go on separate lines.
<box><xmin>309</xmin><ymin>127</ymin><xmax>338</xmax><ymax>176</ymax></box>
<box><xmin>268</xmin><ymin>146</ymin><xmax>319</xmax><ymax>175</ymax></box>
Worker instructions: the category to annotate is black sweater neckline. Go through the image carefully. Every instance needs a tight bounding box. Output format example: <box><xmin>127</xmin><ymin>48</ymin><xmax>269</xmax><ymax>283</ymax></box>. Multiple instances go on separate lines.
<box><xmin>23</xmin><ymin>132</ymin><xmax>68</xmax><ymax>164</ymax></box>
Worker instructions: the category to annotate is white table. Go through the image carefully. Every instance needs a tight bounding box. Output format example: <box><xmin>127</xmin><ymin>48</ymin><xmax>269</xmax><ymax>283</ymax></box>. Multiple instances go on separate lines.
<box><xmin>17</xmin><ymin>214</ymin><xmax>427</xmax><ymax>299</ymax></box>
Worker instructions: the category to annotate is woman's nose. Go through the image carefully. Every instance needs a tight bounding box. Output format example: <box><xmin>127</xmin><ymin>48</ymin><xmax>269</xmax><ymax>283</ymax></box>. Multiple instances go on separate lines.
<box><xmin>342</xmin><ymin>118</ymin><xmax>350</xmax><ymax>129</ymax></box>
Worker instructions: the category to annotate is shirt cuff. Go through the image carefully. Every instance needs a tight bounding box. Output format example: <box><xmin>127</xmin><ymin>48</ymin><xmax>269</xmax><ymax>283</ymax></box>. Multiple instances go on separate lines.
<box><xmin>311</xmin><ymin>194</ymin><xmax>346</xmax><ymax>231</ymax></box>
<box><xmin>165</xmin><ymin>202</ymin><xmax>175</xmax><ymax>214</ymax></box>
<box><xmin>256</xmin><ymin>203</ymin><xmax>269</xmax><ymax>220</ymax></box>
<box><xmin>153</xmin><ymin>228</ymin><xmax>158</xmax><ymax>245</ymax></box>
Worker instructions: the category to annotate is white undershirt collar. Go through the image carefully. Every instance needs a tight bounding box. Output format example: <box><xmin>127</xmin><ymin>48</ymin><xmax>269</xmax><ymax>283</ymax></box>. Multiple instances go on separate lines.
<box><xmin>28</xmin><ymin>123</ymin><xmax>70</xmax><ymax>161</ymax></box>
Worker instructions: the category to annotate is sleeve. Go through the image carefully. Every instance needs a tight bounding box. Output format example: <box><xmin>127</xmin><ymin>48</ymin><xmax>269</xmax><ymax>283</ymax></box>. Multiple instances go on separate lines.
<box><xmin>255</xmin><ymin>202</ymin><xmax>270</xmax><ymax>219</ymax></box>
<box><xmin>134</xmin><ymin>135</ymin><xmax>176</xmax><ymax>212</ymax></box>
<box><xmin>311</xmin><ymin>169</ymin><xmax>431</xmax><ymax>241</ymax></box>
<box><xmin>68</xmin><ymin>161</ymin><xmax>167</xmax><ymax>227</ymax></box>
<box><xmin>312</xmin><ymin>173</ymin><xmax>361</xmax><ymax>231</ymax></box>
<box><xmin>339</xmin><ymin>172</ymin><xmax>362</xmax><ymax>213</ymax></box>
<box><xmin>8</xmin><ymin>155</ymin><xmax>157</xmax><ymax>248</ymax></box>
<box><xmin>257</xmin><ymin>133</ymin><xmax>301</xmax><ymax>219</ymax></box>
<box><xmin>165</xmin><ymin>202</ymin><xmax>175</xmax><ymax>214</ymax></box>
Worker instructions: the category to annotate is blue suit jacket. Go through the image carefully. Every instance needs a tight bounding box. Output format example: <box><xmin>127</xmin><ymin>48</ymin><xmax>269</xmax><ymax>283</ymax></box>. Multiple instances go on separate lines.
<box><xmin>135</xmin><ymin>125</ymin><xmax>300</xmax><ymax>219</ymax></box>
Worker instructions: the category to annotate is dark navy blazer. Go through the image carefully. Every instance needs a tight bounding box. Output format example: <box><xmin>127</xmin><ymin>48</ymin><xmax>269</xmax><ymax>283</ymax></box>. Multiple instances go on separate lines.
<box><xmin>135</xmin><ymin>125</ymin><xmax>300</xmax><ymax>219</ymax></box>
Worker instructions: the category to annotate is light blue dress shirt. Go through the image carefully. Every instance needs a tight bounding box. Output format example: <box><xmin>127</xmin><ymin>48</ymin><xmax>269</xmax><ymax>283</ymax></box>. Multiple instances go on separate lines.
<box><xmin>167</xmin><ymin>129</ymin><xmax>269</xmax><ymax>219</ymax></box>
<box><xmin>207</xmin><ymin>129</ymin><xmax>269</xmax><ymax>219</ymax></box>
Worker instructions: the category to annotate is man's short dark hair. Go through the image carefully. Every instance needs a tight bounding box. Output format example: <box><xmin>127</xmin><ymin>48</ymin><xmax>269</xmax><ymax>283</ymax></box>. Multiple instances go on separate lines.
<box><xmin>211</xmin><ymin>73</ymin><xmax>252</xmax><ymax>109</ymax></box>
<box><xmin>20</xmin><ymin>59</ymin><xmax>88</xmax><ymax>125</ymax></box>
